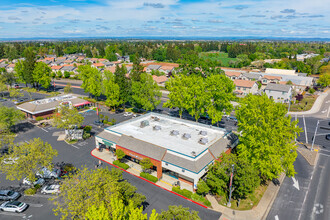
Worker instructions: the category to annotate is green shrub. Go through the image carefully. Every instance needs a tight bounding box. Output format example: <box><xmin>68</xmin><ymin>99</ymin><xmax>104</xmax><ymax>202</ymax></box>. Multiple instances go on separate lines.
<box><xmin>125</xmin><ymin>108</ymin><xmax>133</xmax><ymax>113</ymax></box>
<box><xmin>83</xmin><ymin>132</ymin><xmax>91</xmax><ymax>140</ymax></box>
<box><xmin>34</xmin><ymin>184</ymin><xmax>42</xmax><ymax>189</ymax></box>
<box><xmin>24</xmin><ymin>188</ymin><xmax>37</xmax><ymax>195</ymax></box>
<box><xmin>111</xmin><ymin>118</ymin><xmax>116</xmax><ymax>124</ymax></box>
<box><xmin>64</xmin><ymin>71</ymin><xmax>71</xmax><ymax>78</ymax></box>
<box><xmin>36</xmin><ymin>116</ymin><xmax>44</xmax><ymax>121</ymax></box>
<box><xmin>140</xmin><ymin>172</ymin><xmax>158</xmax><ymax>183</ymax></box>
<box><xmin>83</xmin><ymin>125</ymin><xmax>92</xmax><ymax>133</ymax></box>
<box><xmin>191</xmin><ymin>191</ymin><xmax>212</xmax><ymax>207</ymax></box>
<box><xmin>104</xmin><ymin>115</ymin><xmax>109</xmax><ymax>122</ymax></box>
<box><xmin>172</xmin><ymin>186</ymin><xmax>192</xmax><ymax>199</ymax></box>
<box><xmin>113</xmin><ymin>160</ymin><xmax>129</xmax><ymax>170</ymax></box>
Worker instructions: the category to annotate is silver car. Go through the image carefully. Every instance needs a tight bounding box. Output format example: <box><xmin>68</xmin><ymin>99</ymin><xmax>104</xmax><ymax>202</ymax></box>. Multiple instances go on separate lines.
<box><xmin>0</xmin><ymin>190</ymin><xmax>20</xmax><ymax>201</ymax></box>
<box><xmin>0</xmin><ymin>201</ymin><xmax>28</xmax><ymax>213</ymax></box>
<box><xmin>22</xmin><ymin>177</ymin><xmax>45</xmax><ymax>186</ymax></box>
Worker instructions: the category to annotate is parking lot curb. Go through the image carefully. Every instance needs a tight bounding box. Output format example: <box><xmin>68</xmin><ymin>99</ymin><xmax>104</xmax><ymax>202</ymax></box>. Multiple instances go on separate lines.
<box><xmin>90</xmin><ymin>149</ymin><xmax>209</xmax><ymax>209</ymax></box>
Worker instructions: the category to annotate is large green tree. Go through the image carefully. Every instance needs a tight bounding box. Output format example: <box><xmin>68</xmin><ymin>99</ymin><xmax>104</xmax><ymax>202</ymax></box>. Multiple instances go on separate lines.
<box><xmin>52</xmin><ymin>167</ymin><xmax>146</xmax><ymax>220</ymax></box>
<box><xmin>33</xmin><ymin>62</ymin><xmax>51</xmax><ymax>89</ymax></box>
<box><xmin>158</xmin><ymin>205</ymin><xmax>200</xmax><ymax>220</ymax></box>
<box><xmin>114</xmin><ymin>65</ymin><xmax>131</xmax><ymax>107</ymax></box>
<box><xmin>0</xmin><ymin>105</ymin><xmax>25</xmax><ymax>131</ymax></box>
<box><xmin>51</xmin><ymin>105</ymin><xmax>84</xmax><ymax>140</ymax></box>
<box><xmin>102</xmin><ymin>70</ymin><xmax>122</xmax><ymax>110</ymax></box>
<box><xmin>0</xmin><ymin>138</ymin><xmax>58</xmax><ymax>183</ymax></box>
<box><xmin>78</xmin><ymin>65</ymin><xmax>102</xmax><ymax>99</ymax></box>
<box><xmin>206</xmin><ymin>153</ymin><xmax>260</xmax><ymax>200</ymax></box>
<box><xmin>236</xmin><ymin>94</ymin><xmax>301</xmax><ymax>180</ymax></box>
<box><xmin>318</xmin><ymin>73</ymin><xmax>330</xmax><ymax>87</ymax></box>
<box><xmin>131</xmin><ymin>72</ymin><xmax>161</xmax><ymax>111</ymax></box>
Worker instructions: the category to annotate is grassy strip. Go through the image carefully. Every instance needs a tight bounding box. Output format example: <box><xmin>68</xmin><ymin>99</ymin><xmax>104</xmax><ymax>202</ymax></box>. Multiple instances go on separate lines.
<box><xmin>113</xmin><ymin>160</ymin><xmax>129</xmax><ymax>170</ymax></box>
<box><xmin>140</xmin><ymin>172</ymin><xmax>158</xmax><ymax>183</ymax></box>
<box><xmin>287</xmin><ymin>95</ymin><xmax>317</xmax><ymax>112</ymax></box>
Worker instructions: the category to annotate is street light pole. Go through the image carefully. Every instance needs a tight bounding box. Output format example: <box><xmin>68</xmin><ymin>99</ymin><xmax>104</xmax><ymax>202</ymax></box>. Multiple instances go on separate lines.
<box><xmin>227</xmin><ymin>164</ymin><xmax>235</xmax><ymax>207</ymax></box>
<box><xmin>311</xmin><ymin>120</ymin><xmax>319</xmax><ymax>151</ymax></box>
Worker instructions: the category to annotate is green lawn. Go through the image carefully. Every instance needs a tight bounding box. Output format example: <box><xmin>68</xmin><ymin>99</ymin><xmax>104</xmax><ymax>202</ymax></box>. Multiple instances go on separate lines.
<box><xmin>199</xmin><ymin>52</ymin><xmax>237</xmax><ymax>66</ymax></box>
<box><xmin>287</xmin><ymin>95</ymin><xmax>317</xmax><ymax>112</ymax></box>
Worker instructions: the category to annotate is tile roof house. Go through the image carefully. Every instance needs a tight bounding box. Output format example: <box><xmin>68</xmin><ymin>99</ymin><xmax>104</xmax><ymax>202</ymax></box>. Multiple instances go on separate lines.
<box><xmin>51</xmin><ymin>66</ymin><xmax>63</xmax><ymax>72</ymax></box>
<box><xmin>240</xmin><ymin>73</ymin><xmax>262</xmax><ymax>81</ymax></box>
<box><xmin>146</xmin><ymin>65</ymin><xmax>161</xmax><ymax>73</ymax></box>
<box><xmin>61</xmin><ymin>65</ymin><xmax>76</xmax><ymax>73</ymax></box>
<box><xmin>152</xmin><ymin>75</ymin><xmax>168</xmax><ymax>85</ymax></box>
<box><xmin>233</xmin><ymin>79</ymin><xmax>258</xmax><ymax>95</ymax></box>
<box><xmin>92</xmin><ymin>63</ymin><xmax>105</xmax><ymax>68</ymax></box>
<box><xmin>261</xmin><ymin>75</ymin><xmax>282</xmax><ymax>85</ymax></box>
<box><xmin>225</xmin><ymin>71</ymin><xmax>242</xmax><ymax>80</ymax></box>
<box><xmin>264</xmin><ymin>84</ymin><xmax>292</xmax><ymax>103</ymax></box>
<box><xmin>5</xmin><ymin>64</ymin><xmax>15</xmax><ymax>73</ymax></box>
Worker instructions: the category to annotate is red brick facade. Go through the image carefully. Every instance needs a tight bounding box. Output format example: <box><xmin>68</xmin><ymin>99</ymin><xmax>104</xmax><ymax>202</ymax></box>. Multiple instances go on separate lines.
<box><xmin>116</xmin><ymin>145</ymin><xmax>163</xmax><ymax>179</ymax></box>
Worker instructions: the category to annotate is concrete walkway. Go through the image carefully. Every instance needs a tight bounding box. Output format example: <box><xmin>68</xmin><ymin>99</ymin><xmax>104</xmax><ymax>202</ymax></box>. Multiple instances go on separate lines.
<box><xmin>206</xmin><ymin>173</ymin><xmax>286</xmax><ymax>220</ymax></box>
<box><xmin>288</xmin><ymin>89</ymin><xmax>329</xmax><ymax>115</ymax></box>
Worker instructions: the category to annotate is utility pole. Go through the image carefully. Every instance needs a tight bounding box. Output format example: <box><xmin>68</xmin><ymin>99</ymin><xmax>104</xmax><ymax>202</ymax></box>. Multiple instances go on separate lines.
<box><xmin>227</xmin><ymin>164</ymin><xmax>235</xmax><ymax>207</ymax></box>
<box><xmin>311</xmin><ymin>120</ymin><xmax>319</xmax><ymax>151</ymax></box>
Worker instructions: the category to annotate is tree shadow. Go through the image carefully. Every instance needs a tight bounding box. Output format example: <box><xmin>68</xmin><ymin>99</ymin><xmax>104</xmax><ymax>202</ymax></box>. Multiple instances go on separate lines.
<box><xmin>13</xmin><ymin>122</ymin><xmax>36</xmax><ymax>134</ymax></box>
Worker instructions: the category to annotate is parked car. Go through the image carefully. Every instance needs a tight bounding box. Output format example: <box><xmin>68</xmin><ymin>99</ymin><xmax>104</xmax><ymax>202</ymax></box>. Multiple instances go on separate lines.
<box><xmin>124</xmin><ymin>112</ymin><xmax>133</xmax><ymax>117</ymax></box>
<box><xmin>226</xmin><ymin>116</ymin><xmax>238</xmax><ymax>122</ymax></box>
<box><xmin>41</xmin><ymin>184</ymin><xmax>60</xmax><ymax>194</ymax></box>
<box><xmin>22</xmin><ymin>177</ymin><xmax>45</xmax><ymax>186</ymax></box>
<box><xmin>36</xmin><ymin>167</ymin><xmax>61</xmax><ymax>179</ymax></box>
<box><xmin>0</xmin><ymin>98</ymin><xmax>5</xmax><ymax>102</ymax></box>
<box><xmin>0</xmin><ymin>190</ymin><xmax>20</xmax><ymax>201</ymax></box>
<box><xmin>94</xmin><ymin>120</ymin><xmax>104</xmax><ymax>127</ymax></box>
<box><xmin>326</xmin><ymin>134</ymin><xmax>330</xmax><ymax>140</ymax></box>
<box><xmin>0</xmin><ymin>201</ymin><xmax>28</xmax><ymax>213</ymax></box>
<box><xmin>14</xmin><ymin>84</ymin><xmax>20</xmax><ymax>89</ymax></box>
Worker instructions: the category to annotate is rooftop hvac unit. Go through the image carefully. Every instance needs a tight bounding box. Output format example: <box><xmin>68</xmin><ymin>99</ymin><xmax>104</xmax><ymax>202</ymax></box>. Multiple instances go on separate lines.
<box><xmin>153</xmin><ymin>125</ymin><xmax>161</xmax><ymax>131</ymax></box>
<box><xmin>199</xmin><ymin>138</ymin><xmax>208</xmax><ymax>145</ymax></box>
<box><xmin>182</xmin><ymin>133</ymin><xmax>191</xmax><ymax>140</ymax></box>
<box><xmin>140</xmin><ymin>120</ymin><xmax>149</xmax><ymax>128</ymax></box>
<box><xmin>151</xmin><ymin>116</ymin><xmax>160</xmax><ymax>121</ymax></box>
<box><xmin>199</xmin><ymin>130</ymin><xmax>207</xmax><ymax>136</ymax></box>
<box><xmin>191</xmin><ymin>151</ymin><xmax>196</xmax><ymax>157</ymax></box>
<box><xmin>170</xmin><ymin>130</ymin><xmax>179</xmax><ymax>136</ymax></box>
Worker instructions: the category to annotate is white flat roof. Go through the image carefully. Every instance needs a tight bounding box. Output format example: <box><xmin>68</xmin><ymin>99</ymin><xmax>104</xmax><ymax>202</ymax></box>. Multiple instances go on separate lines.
<box><xmin>107</xmin><ymin>113</ymin><xmax>226</xmax><ymax>158</ymax></box>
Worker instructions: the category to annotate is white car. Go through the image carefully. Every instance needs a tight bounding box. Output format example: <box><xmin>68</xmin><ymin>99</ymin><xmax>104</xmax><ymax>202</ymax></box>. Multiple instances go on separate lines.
<box><xmin>2</xmin><ymin>157</ymin><xmax>19</xmax><ymax>165</ymax></box>
<box><xmin>123</xmin><ymin>112</ymin><xmax>133</xmax><ymax>117</ymax></box>
<box><xmin>0</xmin><ymin>201</ymin><xmax>28</xmax><ymax>213</ymax></box>
<box><xmin>41</xmin><ymin>184</ymin><xmax>60</xmax><ymax>194</ymax></box>
<box><xmin>22</xmin><ymin>177</ymin><xmax>45</xmax><ymax>186</ymax></box>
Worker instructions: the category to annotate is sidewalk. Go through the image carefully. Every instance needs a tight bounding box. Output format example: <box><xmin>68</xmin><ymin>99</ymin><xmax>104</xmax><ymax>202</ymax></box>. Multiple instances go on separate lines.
<box><xmin>206</xmin><ymin>173</ymin><xmax>285</xmax><ymax>220</ymax></box>
<box><xmin>288</xmin><ymin>89</ymin><xmax>329</xmax><ymax>115</ymax></box>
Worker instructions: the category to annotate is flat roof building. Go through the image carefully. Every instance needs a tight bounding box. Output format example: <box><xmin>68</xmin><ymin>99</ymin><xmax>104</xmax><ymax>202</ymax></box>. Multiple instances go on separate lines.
<box><xmin>95</xmin><ymin>113</ymin><xmax>238</xmax><ymax>189</ymax></box>
<box><xmin>17</xmin><ymin>94</ymin><xmax>90</xmax><ymax>119</ymax></box>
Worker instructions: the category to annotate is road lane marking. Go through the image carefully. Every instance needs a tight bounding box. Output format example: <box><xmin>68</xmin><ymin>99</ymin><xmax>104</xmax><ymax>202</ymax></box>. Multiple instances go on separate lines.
<box><xmin>70</xmin><ymin>144</ymin><xmax>79</xmax><ymax>149</ymax></box>
<box><xmin>0</xmin><ymin>212</ymin><xmax>25</xmax><ymax>217</ymax></box>
<box><xmin>327</xmin><ymin>106</ymin><xmax>330</xmax><ymax>118</ymax></box>
<box><xmin>319</xmin><ymin>153</ymin><xmax>330</xmax><ymax>157</ymax></box>
<box><xmin>275</xmin><ymin>215</ymin><xmax>279</xmax><ymax>220</ymax></box>
<box><xmin>28</xmin><ymin>203</ymin><xmax>43</xmax><ymax>207</ymax></box>
<box><xmin>320</xmin><ymin>149</ymin><xmax>330</xmax><ymax>153</ymax></box>
<box><xmin>40</xmin><ymin>127</ymin><xmax>49</xmax><ymax>132</ymax></box>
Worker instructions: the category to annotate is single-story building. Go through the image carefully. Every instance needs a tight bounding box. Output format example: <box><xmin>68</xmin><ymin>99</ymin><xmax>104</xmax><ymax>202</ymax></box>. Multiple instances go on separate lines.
<box><xmin>264</xmin><ymin>84</ymin><xmax>292</xmax><ymax>103</ymax></box>
<box><xmin>225</xmin><ymin>71</ymin><xmax>242</xmax><ymax>80</ymax></box>
<box><xmin>261</xmin><ymin>75</ymin><xmax>282</xmax><ymax>85</ymax></box>
<box><xmin>95</xmin><ymin>113</ymin><xmax>238</xmax><ymax>189</ymax></box>
<box><xmin>17</xmin><ymin>94</ymin><xmax>91</xmax><ymax>119</ymax></box>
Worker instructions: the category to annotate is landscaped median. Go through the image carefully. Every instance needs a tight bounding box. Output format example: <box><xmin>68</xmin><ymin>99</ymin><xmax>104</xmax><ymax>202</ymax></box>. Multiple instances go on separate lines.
<box><xmin>90</xmin><ymin>148</ymin><xmax>209</xmax><ymax>209</ymax></box>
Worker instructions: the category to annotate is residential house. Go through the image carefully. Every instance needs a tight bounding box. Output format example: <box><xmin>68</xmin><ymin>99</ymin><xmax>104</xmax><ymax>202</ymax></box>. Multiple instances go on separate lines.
<box><xmin>92</xmin><ymin>63</ymin><xmax>105</xmax><ymax>69</ymax></box>
<box><xmin>233</xmin><ymin>79</ymin><xmax>259</xmax><ymax>95</ymax></box>
<box><xmin>5</xmin><ymin>64</ymin><xmax>15</xmax><ymax>73</ymax></box>
<box><xmin>61</xmin><ymin>65</ymin><xmax>77</xmax><ymax>74</ymax></box>
<box><xmin>0</xmin><ymin>63</ymin><xmax>8</xmax><ymax>68</ymax></box>
<box><xmin>264</xmin><ymin>84</ymin><xmax>292</xmax><ymax>103</ymax></box>
<box><xmin>152</xmin><ymin>75</ymin><xmax>168</xmax><ymax>86</ymax></box>
<box><xmin>51</xmin><ymin>66</ymin><xmax>63</xmax><ymax>73</ymax></box>
<box><xmin>159</xmin><ymin>65</ymin><xmax>175</xmax><ymax>76</ymax></box>
<box><xmin>90</xmin><ymin>58</ymin><xmax>99</xmax><ymax>63</ymax></box>
<box><xmin>261</xmin><ymin>75</ymin><xmax>282</xmax><ymax>85</ymax></box>
<box><xmin>44</xmin><ymin>57</ymin><xmax>55</xmax><ymax>62</ymax></box>
<box><xmin>265</xmin><ymin>68</ymin><xmax>297</xmax><ymax>76</ymax></box>
<box><xmin>240</xmin><ymin>73</ymin><xmax>262</xmax><ymax>81</ymax></box>
<box><xmin>146</xmin><ymin>65</ymin><xmax>161</xmax><ymax>73</ymax></box>
<box><xmin>225</xmin><ymin>71</ymin><xmax>242</xmax><ymax>80</ymax></box>
<box><xmin>56</xmin><ymin>57</ymin><xmax>67</xmax><ymax>61</ymax></box>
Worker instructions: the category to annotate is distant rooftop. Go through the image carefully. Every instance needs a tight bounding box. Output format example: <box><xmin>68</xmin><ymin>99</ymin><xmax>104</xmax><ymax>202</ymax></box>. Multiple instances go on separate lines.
<box><xmin>31</xmin><ymin>94</ymin><xmax>76</xmax><ymax>105</ymax></box>
<box><xmin>107</xmin><ymin>113</ymin><xmax>227</xmax><ymax>158</ymax></box>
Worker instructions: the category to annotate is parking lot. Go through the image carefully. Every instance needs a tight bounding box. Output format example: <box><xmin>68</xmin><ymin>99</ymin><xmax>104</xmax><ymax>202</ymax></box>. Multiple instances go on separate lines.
<box><xmin>0</xmin><ymin>99</ymin><xmax>225</xmax><ymax>220</ymax></box>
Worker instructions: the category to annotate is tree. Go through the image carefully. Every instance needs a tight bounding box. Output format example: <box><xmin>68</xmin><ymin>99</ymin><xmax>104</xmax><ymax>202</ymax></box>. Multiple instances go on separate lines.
<box><xmin>140</xmin><ymin>158</ymin><xmax>153</xmax><ymax>173</ymax></box>
<box><xmin>318</xmin><ymin>73</ymin><xmax>330</xmax><ymax>88</ymax></box>
<box><xmin>33</xmin><ymin>62</ymin><xmax>51</xmax><ymax>89</ymax></box>
<box><xmin>102</xmin><ymin>70</ymin><xmax>122</xmax><ymax>110</ymax></box>
<box><xmin>1</xmin><ymin>68</ymin><xmax>15</xmax><ymax>87</ymax></box>
<box><xmin>64</xmin><ymin>83</ymin><xmax>72</xmax><ymax>94</ymax></box>
<box><xmin>196</xmin><ymin>180</ymin><xmax>210</xmax><ymax>196</ymax></box>
<box><xmin>206</xmin><ymin>74</ymin><xmax>235</xmax><ymax>125</ymax></box>
<box><xmin>114</xmin><ymin>65</ymin><xmax>131</xmax><ymax>108</ymax></box>
<box><xmin>206</xmin><ymin>153</ymin><xmax>260</xmax><ymax>200</ymax></box>
<box><xmin>131</xmin><ymin>72</ymin><xmax>161</xmax><ymax>111</ymax></box>
<box><xmin>51</xmin><ymin>105</ymin><xmax>84</xmax><ymax>140</ymax></box>
<box><xmin>22</xmin><ymin>47</ymin><xmax>37</xmax><ymax>85</ymax></box>
<box><xmin>52</xmin><ymin>167</ymin><xmax>146</xmax><ymax>220</ymax></box>
<box><xmin>64</xmin><ymin>71</ymin><xmax>70</xmax><ymax>78</ymax></box>
<box><xmin>0</xmin><ymin>138</ymin><xmax>58</xmax><ymax>184</ymax></box>
<box><xmin>115</xmin><ymin>149</ymin><xmax>125</xmax><ymax>162</ymax></box>
<box><xmin>158</xmin><ymin>205</ymin><xmax>200</xmax><ymax>220</ymax></box>
<box><xmin>164</xmin><ymin>75</ymin><xmax>190</xmax><ymax>119</ymax></box>
<box><xmin>78</xmin><ymin>65</ymin><xmax>102</xmax><ymax>99</ymax></box>
<box><xmin>0</xmin><ymin>105</ymin><xmax>25</xmax><ymax>131</ymax></box>
<box><xmin>236</xmin><ymin>94</ymin><xmax>302</xmax><ymax>180</ymax></box>
<box><xmin>9</xmin><ymin>88</ymin><xmax>24</xmax><ymax>101</ymax></box>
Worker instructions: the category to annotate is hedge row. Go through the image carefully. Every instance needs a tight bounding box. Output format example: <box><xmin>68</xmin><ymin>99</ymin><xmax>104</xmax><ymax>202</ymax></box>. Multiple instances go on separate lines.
<box><xmin>172</xmin><ymin>186</ymin><xmax>211</xmax><ymax>207</ymax></box>
<box><xmin>140</xmin><ymin>172</ymin><xmax>158</xmax><ymax>183</ymax></box>
<box><xmin>113</xmin><ymin>160</ymin><xmax>129</xmax><ymax>170</ymax></box>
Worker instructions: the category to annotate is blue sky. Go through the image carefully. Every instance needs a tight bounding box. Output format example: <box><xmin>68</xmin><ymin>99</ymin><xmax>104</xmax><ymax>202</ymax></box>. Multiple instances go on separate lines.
<box><xmin>0</xmin><ymin>0</ymin><xmax>329</xmax><ymax>38</ymax></box>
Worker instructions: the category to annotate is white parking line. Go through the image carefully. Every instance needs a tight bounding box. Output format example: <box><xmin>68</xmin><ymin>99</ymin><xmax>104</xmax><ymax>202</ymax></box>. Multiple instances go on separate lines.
<box><xmin>39</xmin><ymin>127</ymin><xmax>49</xmax><ymax>133</ymax></box>
<box><xmin>320</xmin><ymin>148</ymin><xmax>330</xmax><ymax>153</ymax></box>
<box><xmin>28</xmin><ymin>203</ymin><xmax>43</xmax><ymax>208</ymax></box>
<box><xmin>327</xmin><ymin>106</ymin><xmax>330</xmax><ymax>118</ymax></box>
<box><xmin>319</xmin><ymin>153</ymin><xmax>330</xmax><ymax>157</ymax></box>
<box><xmin>70</xmin><ymin>144</ymin><xmax>79</xmax><ymax>149</ymax></box>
